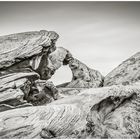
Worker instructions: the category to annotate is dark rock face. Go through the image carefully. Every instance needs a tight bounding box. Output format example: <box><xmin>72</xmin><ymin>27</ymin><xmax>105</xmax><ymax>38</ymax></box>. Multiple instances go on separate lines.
<box><xmin>104</xmin><ymin>52</ymin><xmax>140</xmax><ymax>86</ymax></box>
<box><xmin>26</xmin><ymin>80</ymin><xmax>59</xmax><ymax>106</ymax></box>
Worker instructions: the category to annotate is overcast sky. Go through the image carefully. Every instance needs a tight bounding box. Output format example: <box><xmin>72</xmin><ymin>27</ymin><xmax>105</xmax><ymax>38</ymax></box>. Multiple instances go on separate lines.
<box><xmin>0</xmin><ymin>2</ymin><xmax>140</xmax><ymax>85</ymax></box>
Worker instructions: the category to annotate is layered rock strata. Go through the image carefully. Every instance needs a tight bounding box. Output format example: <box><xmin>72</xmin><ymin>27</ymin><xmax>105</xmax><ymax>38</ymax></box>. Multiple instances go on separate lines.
<box><xmin>0</xmin><ymin>30</ymin><xmax>139</xmax><ymax>139</ymax></box>
<box><xmin>0</xmin><ymin>30</ymin><xmax>103</xmax><ymax>112</ymax></box>
<box><xmin>0</xmin><ymin>30</ymin><xmax>59</xmax><ymax>110</ymax></box>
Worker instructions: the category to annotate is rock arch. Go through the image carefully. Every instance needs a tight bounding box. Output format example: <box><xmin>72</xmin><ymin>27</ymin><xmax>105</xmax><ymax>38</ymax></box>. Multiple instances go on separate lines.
<box><xmin>0</xmin><ymin>30</ymin><xmax>104</xmax><ymax>110</ymax></box>
<box><xmin>47</xmin><ymin>47</ymin><xmax>104</xmax><ymax>88</ymax></box>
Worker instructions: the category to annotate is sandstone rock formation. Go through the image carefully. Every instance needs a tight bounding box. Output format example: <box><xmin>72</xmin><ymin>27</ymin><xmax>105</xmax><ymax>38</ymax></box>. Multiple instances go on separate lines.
<box><xmin>0</xmin><ymin>30</ymin><xmax>60</xmax><ymax>110</ymax></box>
<box><xmin>0</xmin><ymin>84</ymin><xmax>139</xmax><ymax>138</ymax></box>
<box><xmin>47</xmin><ymin>47</ymin><xmax>104</xmax><ymax>88</ymax></box>
<box><xmin>0</xmin><ymin>30</ymin><xmax>140</xmax><ymax>139</ymax></box>
<box><xmin>66</xmin><ymin>58</ymin><xmax>104</xmax><ymax>88</ymax></box>
<box><xmin>104</xmin><ymin>52</ymin><xmax>140</xmax><ymax>86</ymax></box>
<box><xmin>0</xmin><ymin>30</ymin><xmax>103</xmax><ymax>111</ymax></box>
<box><xmin>46</xmin><ymin>47</ymin><xmax>73</xmax><ymax>79</ymax></box>
<box><xmin>0</xmin><ymin>30</ymin><xmax>58</xmax><ymax>70</ymax></box>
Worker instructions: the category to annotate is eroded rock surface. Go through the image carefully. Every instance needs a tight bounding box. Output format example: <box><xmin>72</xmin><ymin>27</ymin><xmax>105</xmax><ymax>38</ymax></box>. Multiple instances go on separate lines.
<box><xmin>26</xmin><ymin>80</ymin><xmax>59</xmax><ymax>106</ymax></box>
<box><xmin>66</xmin><ymin>58</ymin><xmax>104</xmax><ymax>88</ymax></box>
<box><xmin>0</xmin><ymin>84</ymin><xmax>139</xmax><ymax>138</ymax></box>
<box><xmin>0</xmin><ymin>30</ymin><xmax>139</xmax><ymax>139</ymax></box>
<box><xmin>104</xmin><ymin>52</ymin><xmax>140</xmax><ymax>86</ymax></box>
<box><xmin>47</xmin><ymin>47</ymin><xmax>104</xmax><ymax>88</ymax></box>
<box><xmin>0</xmin><ymin>30</ymin><xmax>59</xmax><ymax>110</ymax></box>
<box><xmin>46</xmin><ymin>47</ymin><xmax>73</xmax><ymax>79</ymax></box>
<box><xmin>0</xmin><ymin>30</ymin><xmax>103</xmax><ymax>112</ymax></box>
<box><xmin>0</xmin><ymin>30</ymin><xmax>59</xmax><ymax>69</ymax></box>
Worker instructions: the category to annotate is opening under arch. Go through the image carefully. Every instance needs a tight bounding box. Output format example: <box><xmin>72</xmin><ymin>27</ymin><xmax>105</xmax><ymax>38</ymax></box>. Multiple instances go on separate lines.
<box><xmin>49</xmin><ymin>65</ymin><xmax>72</xmax><ymax>86</ymax></box>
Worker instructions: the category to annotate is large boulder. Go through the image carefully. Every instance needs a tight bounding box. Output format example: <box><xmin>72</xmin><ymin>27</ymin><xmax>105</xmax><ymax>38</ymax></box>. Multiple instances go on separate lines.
<box><xmin>0</xmin><ymin>30</ymin><xmax>59</xmax><ymax>69</ymax></box>
<box><xmin>104</xmin><ymin>52</ymin><xmax>140</xmax><ymax>86</ymax></box>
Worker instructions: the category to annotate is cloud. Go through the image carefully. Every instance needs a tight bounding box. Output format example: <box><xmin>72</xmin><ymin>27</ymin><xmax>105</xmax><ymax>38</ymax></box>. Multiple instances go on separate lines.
<box><xmin>0</xmin><ymin>2</ymin><xmax>140</xmax><ymax>83</ymax></box>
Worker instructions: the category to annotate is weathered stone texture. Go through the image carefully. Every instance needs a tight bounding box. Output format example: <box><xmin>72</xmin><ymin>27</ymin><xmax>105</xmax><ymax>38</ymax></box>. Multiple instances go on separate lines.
<box><xmin>0</xmin><ymin>30</ymin><xmax>139</xmax><ymax>139</ymax></box>
<box><xmin>66</xmin><ymin>58</ymin><xmax>104</xmax><ymax>88</ymax></box>
<box><xmin>0</xmin><ymin>84</ymin><xmax>139</xmax><ymax>138</ymax></box>
<box><xmin>104</xmin><ymin>52</ymin><xmax>140</xmax><ymax>86</ymax></box>
<box><xmin>0</xmin><ymin>30</ymin><xmax>59</xmax><ymax>110</ymax></box>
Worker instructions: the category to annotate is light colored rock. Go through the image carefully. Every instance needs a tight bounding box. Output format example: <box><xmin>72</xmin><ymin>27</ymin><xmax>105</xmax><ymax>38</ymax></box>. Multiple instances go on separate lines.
<box><xmin>0</xmin><ymin>73</ymin><xmax>35</xmax><ymax>111</ymax></box>
<box><xmin>58</xmin><ymin>88</ymin><xmax>85</xmax><ymax>98</ymax></box>
<box><xmin>0</xmin><ymin>30</ymin><xmax>59</xmax><ymax>111</ymax></box>
<box><xmin>1</xmin><ymin>30</ymin><xmax>139</xmax><ymax>139</ymax></box>
<box><xmin>45</xmin><ymin>47</ymin><xmax>73</xmax><ymax>79</ymax></box>
<box><xmin>47</xmin><ymin>47</ymin><xmax>104</xmax><ymax>89</ymax></box>
<box><xmin>0</xmin><ymin>84</ymin><xmax>139</xmax><ymax>138</ymax></box>
<box><xmin>47</xmin><ymin>47</ymin><xmax>70</xmax><ymax>70</ymax></box>
<box><xmin>0</xmin><ymin>30</ymin><xmax>59</xmax><ymax>69</ymax></box>
<box><xmin>66</xmin><ymin>58</ymin><xmax>104</xmax><ymax>88</ymax></box>
<box><xmin>0</xmin><ymin>72</ymin><xmax>39</xmax><ymax>87</ymax></box>
<box><xmin>104</xmin><ymin>52</ymin><xmax>140</xmax><ymax>86</ymax></box>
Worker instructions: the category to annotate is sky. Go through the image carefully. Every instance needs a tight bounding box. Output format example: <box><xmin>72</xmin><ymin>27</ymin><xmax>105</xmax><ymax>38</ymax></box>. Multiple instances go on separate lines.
<box><xmin>0</xmin><ymin>2</ymin><xmax>140</xmax><ymax>85</ymax></box>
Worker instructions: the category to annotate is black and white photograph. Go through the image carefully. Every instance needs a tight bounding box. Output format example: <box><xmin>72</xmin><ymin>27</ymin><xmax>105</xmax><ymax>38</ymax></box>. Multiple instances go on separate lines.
<box><xmin>0</xmin><ymin>1</ymin><xmax>140</xmax><ymax>139</ymax></box>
